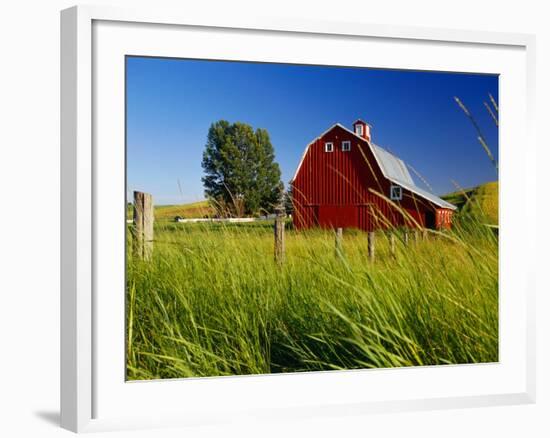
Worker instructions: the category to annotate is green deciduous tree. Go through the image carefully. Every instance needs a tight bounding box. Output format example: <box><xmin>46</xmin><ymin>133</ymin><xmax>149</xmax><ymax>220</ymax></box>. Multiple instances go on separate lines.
<box><xmin>202</xmin><ymin>120</ymin><xmax>283</xmax><ymax>216</ymax></box>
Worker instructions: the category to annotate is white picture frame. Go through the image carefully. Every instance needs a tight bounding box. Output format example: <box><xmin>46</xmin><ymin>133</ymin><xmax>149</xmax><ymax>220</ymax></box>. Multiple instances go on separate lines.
<box><xmin>60</xmin><ymin>4</ymin><xmax>536</xmax><ymax>433</ymax></box>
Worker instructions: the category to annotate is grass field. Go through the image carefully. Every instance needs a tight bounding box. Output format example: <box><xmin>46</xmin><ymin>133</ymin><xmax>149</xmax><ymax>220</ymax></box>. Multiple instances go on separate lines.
<box><xmin>126</xmin><ymin>202</ymin><xmax>498</xmax><ymax>379</ymax></box>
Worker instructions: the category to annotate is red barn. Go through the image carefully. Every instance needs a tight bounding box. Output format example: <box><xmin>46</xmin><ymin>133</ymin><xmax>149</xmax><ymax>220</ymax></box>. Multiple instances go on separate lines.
<box><xmin>291</xmin><ymin>120</ymin><xmax>456</xmax><ymax>231</ymax></box>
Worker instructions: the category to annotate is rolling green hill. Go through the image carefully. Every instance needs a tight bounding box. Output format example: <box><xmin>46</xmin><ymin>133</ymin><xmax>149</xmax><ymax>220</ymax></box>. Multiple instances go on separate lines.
<box><xmin>154</xmin><ymin>201</ymin><xmax>214</xmax><ymax>221</ymax></box>
<box><xmin>442</xmin><ymin>181</ymin><xmax>498</xmax><ymax>224</ymax></box>
<box><xmin>127</xmin><ymin>200</ymin><xmax>215</xmax><ymax>221</ymax></box>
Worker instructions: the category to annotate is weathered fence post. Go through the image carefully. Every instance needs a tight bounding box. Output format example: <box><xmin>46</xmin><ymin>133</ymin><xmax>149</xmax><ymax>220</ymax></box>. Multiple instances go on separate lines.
<box><xmin>335</xmin><ymin>227</ymin><xmax>343</xmax><ymax>256</ymax></box>
<box><xmin>368</xmin><ymin>231</ymin><xmax>375</xmax><ymax>261</ymax></box>
<box><xmin>422</xmin><ymin>229</ymin><xmax>428</xmax><ymax>241</ymax></box>
<box><xmin>133</xmin><ymin>191</ymin><xmax>154</xmax><ymax>261</ymax></box>
<box><xmin>403</xmin><ymin>229</ymin><xmax>409</xmax><ymax>246</ymax></box>
<box><xmin>274</xmin><ymin>213</ymin><xmax>285</xmax><ymax>265</ymax></box>
<box><xmin>389</xmin><ymin>232</ymin><xmax>396</xmax><ymax>256</ymax></box>
<box><xmin>414</xmin><ymin>229</ymin><xmax>419</xmax><ymax>244</ymax></box>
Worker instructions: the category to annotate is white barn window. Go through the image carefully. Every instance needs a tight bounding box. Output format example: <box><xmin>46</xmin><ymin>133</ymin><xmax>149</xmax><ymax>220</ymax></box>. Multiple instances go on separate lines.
<box><xmin>342</xmin><ymin>141</ymin><xmax>351</xmax><ymax>151</ymax></box>
<box><xmin>390</xmin><ymin>185</ymin><xmax>403</xmax><ymax>200</ymax></box>
<box><xmin>355</xmin><ymin>124</ymin><xmax>364</xmax><ymax>136</ymax></box>
<box><xmin>325</xmin><ymin>142</ymin><xmax>334</xmax><ymax>152</ymax></box>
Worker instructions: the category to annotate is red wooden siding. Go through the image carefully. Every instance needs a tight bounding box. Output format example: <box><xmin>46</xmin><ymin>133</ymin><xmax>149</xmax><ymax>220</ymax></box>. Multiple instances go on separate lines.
<box><xmin>292</xmin><ymin>125</ymin><xmax>452</xmax><ymax>231</ymax></box>
<box><xmin>436</xmin><ymin>208</ymin><xmax>453</xmax><ymax>230</ymax></box>
<box><xmin>318</xmin><ymin>205</ymin><xmax>358</xmax><ymax>228</ymax></box>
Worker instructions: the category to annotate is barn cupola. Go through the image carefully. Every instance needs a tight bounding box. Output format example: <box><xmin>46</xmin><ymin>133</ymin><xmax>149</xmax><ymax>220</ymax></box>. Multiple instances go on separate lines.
<box><xmin>353</xmin><ymin>119</ymin><xmax>371</xmax><ymax>142</ymax></box>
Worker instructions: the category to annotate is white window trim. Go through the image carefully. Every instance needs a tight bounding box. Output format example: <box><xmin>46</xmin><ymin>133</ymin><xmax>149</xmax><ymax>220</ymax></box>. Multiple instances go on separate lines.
<box><xmin>390</xmin><ymin>185</ymin><xmax>403</xmax><ymax>200</ymax></box>
<box><xmin>355</xmin><ymin>124</ymin><xmax>364</xmax><ymax>136</ymax></box>
<box><xmin>342</xmin><ymin>140</ymin><xmax>351</xmax><ymax>151</ymax></box>
<box><xmin>325</xmin><ymin>142</ymin><xmax>334</xmax><ymax>152</ymax></box>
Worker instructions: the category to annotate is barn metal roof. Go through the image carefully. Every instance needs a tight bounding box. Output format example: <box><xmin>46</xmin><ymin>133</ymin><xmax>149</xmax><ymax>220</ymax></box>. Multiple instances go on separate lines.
<box><xmin>369</xmin><ymin>143</ymin><xmax>457</xmax><ymax>210</ymax></box>
<box><xmin>292</xmin><ymin>123</ymin><xmax>457</xmax><ymax>210</ymax></box>
<box><xmin>389</xmin><ymin>177</ymin><xmax>457</xmax><ymax>210</ymax></box>
<box><xmin>371</xmin><ymin>144</ymin><xmax>414</xmax><ymax>186</ymax></box>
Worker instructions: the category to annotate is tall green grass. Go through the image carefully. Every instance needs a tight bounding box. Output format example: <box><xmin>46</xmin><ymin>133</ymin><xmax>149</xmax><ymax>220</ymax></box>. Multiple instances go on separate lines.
<box><xmin>126</xmin><ymin>213</ymin><xmax>498</xmax><ymax>380</ymax></box>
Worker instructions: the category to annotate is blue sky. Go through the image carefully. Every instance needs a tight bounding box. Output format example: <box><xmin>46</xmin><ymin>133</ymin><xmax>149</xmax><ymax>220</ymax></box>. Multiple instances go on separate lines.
<box><xmin>126</xmin><ymin>57</ymin><xmax>498</xmax><ymax>205</ymax></box>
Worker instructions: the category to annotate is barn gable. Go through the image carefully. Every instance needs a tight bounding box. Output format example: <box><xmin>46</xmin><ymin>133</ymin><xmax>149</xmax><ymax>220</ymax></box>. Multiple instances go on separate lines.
<box><xmin>292</xmin><ymin>122</ymin><xmax>456</xmax><ymax>211</ymax></box>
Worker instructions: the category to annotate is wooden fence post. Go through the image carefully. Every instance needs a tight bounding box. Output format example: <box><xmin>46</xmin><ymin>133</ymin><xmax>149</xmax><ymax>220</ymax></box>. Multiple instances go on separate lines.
<box><xmin>403</xmin><ymin>229</ymin><xmax>409</xmax><ymax>246</ymax></box>
<box><xmin>422</xmin><ymin>229</ymin><xmax>428</xmax><ymax>241</ymax></box>
<box><xmin>274</xmin><ymin>215</ymin><xmax>285</xmax><ymax>265</ymax></box>
<box><xmin>335</xmin><ymin>227</ymin><xmax>343</xmax><ymax>256</ymax></box>
<box><xmin>368</xmin><ymin>231</ymin><xmax>375</xmax><ymax>261</ymax></box>
<box><xmin>414</xmin><ymin>229</ymin><xmax>419</xmax><ymax>244</ymax></box>
<box><xmin>133</xmin><ymin>191</ymin><xmax>154</xmax><ymax>261</ymax></box>
<box><xmin>389</xmin><ymin>232</ymin><xmax>396</xmax><ymax>256</ymax></box>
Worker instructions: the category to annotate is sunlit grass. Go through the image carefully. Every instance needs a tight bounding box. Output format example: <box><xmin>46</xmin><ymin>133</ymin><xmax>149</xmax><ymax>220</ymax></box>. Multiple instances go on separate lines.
<box><xmin>126</xmin><ymin>212</ymin><xmax>498</xmax><ymax>380</ymax></box>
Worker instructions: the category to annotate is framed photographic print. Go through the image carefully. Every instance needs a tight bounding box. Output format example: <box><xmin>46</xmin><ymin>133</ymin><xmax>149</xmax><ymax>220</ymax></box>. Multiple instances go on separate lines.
<box><xmin>60</xmin><ymin>4</ymin><xmax>536</xmax><ymax>433</ymax></box>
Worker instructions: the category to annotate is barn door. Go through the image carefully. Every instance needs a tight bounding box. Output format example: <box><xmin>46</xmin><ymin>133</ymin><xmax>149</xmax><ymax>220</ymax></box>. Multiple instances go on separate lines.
<box><xmin>425</xmin><ymin>211</ymin><xmax>436</xmax><ymax>229</ymax></box>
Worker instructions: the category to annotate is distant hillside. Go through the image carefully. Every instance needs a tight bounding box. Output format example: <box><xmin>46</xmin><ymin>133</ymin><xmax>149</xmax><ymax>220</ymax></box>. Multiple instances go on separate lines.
<box><xmin>442</xmin><ymin>181</ymin><xmax>498</xmax><ymax>224</ymax></box>
<box><xmin>127</xmin><ymin>200</ymin><xmax>215</xmax><ymax>221</ymax></box>
<box><xmin>154</xmin><ymin>201</ymin><xmax>215</xmax><ymax>221</ymax></box>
